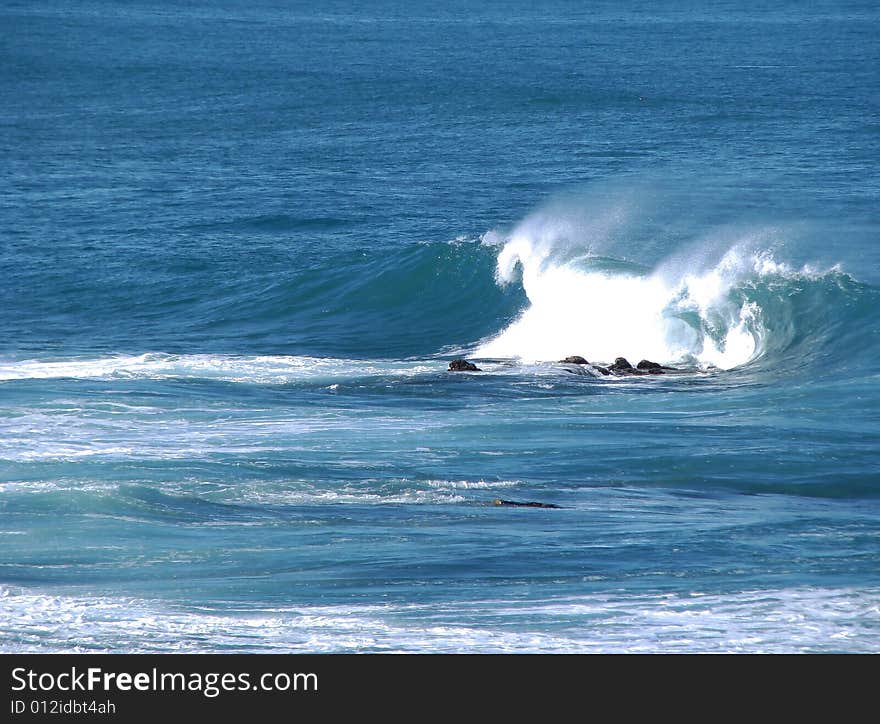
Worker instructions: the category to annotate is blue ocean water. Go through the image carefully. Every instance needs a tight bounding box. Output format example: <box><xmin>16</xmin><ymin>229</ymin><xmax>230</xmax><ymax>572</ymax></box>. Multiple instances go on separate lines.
<box><xmin>2</xmin><ymin>0</ymin><xmax>879</xmax><ymax>652</ymax></box>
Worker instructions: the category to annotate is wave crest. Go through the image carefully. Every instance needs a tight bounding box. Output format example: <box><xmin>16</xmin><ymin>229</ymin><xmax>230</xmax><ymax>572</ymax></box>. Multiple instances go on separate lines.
<box><xmin>474</xmin><ymin>208</ymin><xmax>848</xmax><ymax>370</ymax></box>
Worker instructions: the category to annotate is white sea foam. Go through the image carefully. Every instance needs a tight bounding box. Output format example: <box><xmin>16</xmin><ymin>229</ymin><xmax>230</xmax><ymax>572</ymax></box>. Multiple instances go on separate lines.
<box><xmin>172</xmin><ymin>477</ymin><xmax>518</xmax><ymax>507</ymax></box>
<box><xmin>1</xmin><ymin>586</ymin><xmax>876</xmax><ymax>653</ymax></box>
<box><xmin>0</xmin><ymin>476</ymin><xmax>514</xmax><ymax>508</ymax></box>
<box><xmin>0</xmin><ymin>353</ymin><xmax>437</xmax><ymax>383</ymax></box>
<box><xmin>425</xmin><ymin>479</ymin><xmax>518</xmax><ymax>489</ymax></box>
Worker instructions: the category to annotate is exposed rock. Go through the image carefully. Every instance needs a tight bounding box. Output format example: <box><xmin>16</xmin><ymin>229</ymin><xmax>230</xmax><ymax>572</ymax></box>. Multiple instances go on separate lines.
<box><xmin>448</xmin><ymin>359</ymin><xmax>481</xmax><ymax>372</ymax></box>
<box><xmin>636</xmin><ymin>359</ymin><xmax>666</xmax><ymax>374</ymax></box>
<box><xmin>492</xmin><ymin>498</ymin><xmax>562</xmax><ymax>509</ymax></box>
<box><xmin>558</xmin><ymin>355</ymin><xmax>681</xmax><ymax>377</ymax></box>
<box><xmin>608</xmin><ymin>357</ymin><xmax>637</xmax><ymax>374</ymax></box>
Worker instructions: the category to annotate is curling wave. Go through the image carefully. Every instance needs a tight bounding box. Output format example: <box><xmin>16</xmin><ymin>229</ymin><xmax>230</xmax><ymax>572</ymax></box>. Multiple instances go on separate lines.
<box><xmin>473</xmin><ymin>206</ymin><xmax>869</xmax><ymax>371</ymax></box>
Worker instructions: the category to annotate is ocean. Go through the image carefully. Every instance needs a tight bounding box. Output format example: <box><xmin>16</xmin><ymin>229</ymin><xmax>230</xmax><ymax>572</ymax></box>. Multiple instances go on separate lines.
<box><xmin>2</xmin><ymin>0</ymin><xmax>879</xmax><ymax>653</ymax></box>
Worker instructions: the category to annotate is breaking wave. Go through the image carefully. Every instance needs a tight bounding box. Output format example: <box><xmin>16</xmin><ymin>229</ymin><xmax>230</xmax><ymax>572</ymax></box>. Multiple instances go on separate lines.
<box><xmin>473</xmin><ymin>197</ymin><xmax>871</xmax><ymax>371</ymax></box>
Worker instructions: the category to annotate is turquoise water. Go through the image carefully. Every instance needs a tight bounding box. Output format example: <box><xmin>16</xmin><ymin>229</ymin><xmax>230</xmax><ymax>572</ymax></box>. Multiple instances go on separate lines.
<box><xmin>2</xmin><ymin>0</ymin><xmax>879</xmax><ymax>652</ymax></box>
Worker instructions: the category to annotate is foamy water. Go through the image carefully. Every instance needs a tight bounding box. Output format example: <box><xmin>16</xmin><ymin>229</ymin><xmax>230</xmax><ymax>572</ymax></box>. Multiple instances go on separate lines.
<box><xmin>0</xmin><ymin>354</ymin><xmax>437</xmax><ymax>383</ymax></box>
<box><xmin>2</xmin><ymin>586</ymin><xmax>876</xmax><ymax>653</ymax></box>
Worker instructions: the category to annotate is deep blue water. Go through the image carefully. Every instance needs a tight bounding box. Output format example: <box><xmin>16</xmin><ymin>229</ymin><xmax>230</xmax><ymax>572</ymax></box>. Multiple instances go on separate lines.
<box><xmin>1</xmin><ymin>0</ymin><xmax>879</xmax><ymax>652</ymax></box>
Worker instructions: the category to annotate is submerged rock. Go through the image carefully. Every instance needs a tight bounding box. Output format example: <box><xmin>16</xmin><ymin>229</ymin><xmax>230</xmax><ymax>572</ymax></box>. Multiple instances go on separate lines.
<box><xmin>492</xmin><ymin>498</ymin><xmax>562</xmax><ymax>509</ymax></box>
<box><xmin>559</xmin><ymin>355</ymin><xmax>589</xmax><ymax>365</ymax></box>
<box><xmin>448</xmin><ymin>359</ymin><xmax>481</xmax><ymax>372</ymax></box>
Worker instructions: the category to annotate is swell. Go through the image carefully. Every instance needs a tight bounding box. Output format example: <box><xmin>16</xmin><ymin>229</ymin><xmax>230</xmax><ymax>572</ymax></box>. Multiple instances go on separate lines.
<box><xmin>0</xmin><ymin>238</ymin><xmax>523</xmax><ymax>359</ymax></box>
<box><xmin>200</xmin><ymin>239</ymin><xmax>525</xmax><ymax>358</ymax></box>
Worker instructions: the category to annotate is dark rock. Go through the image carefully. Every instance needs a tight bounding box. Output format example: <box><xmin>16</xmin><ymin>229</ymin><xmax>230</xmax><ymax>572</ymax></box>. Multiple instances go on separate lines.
<box><xmin>448</xmin><ymin>359</ymin><xmax>481</xmax><ymax>372</ymax></box>
<box><xmin>636</xmin><ymin>359</ymin><xmax>665</xmax><ymax>374</ymax></box>
<box><xmin>558</xmin><ymin>355</ymin><xmax>681</xmax><ymax>378</ymax></box>
<box><xmin>492</xmin><ymin>498</ymin><xmax>562</xmax><ymax>509</ymax></box>
<box><xmin>608</xmin><ymin>357</ymin><xmax>638</xmax><ymax>374</ymax></box>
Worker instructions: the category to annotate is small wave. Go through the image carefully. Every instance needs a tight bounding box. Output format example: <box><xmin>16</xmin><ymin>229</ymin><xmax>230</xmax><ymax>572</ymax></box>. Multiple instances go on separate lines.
<box><xmin>0</xmin><ymin>478</ymin><xmax>510</xmax><ymax>514</ymax></box>
<box><xmin>196</xmin><ymin>478</ymin><xmax>519</xmax><ymax>507</ymax></box>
